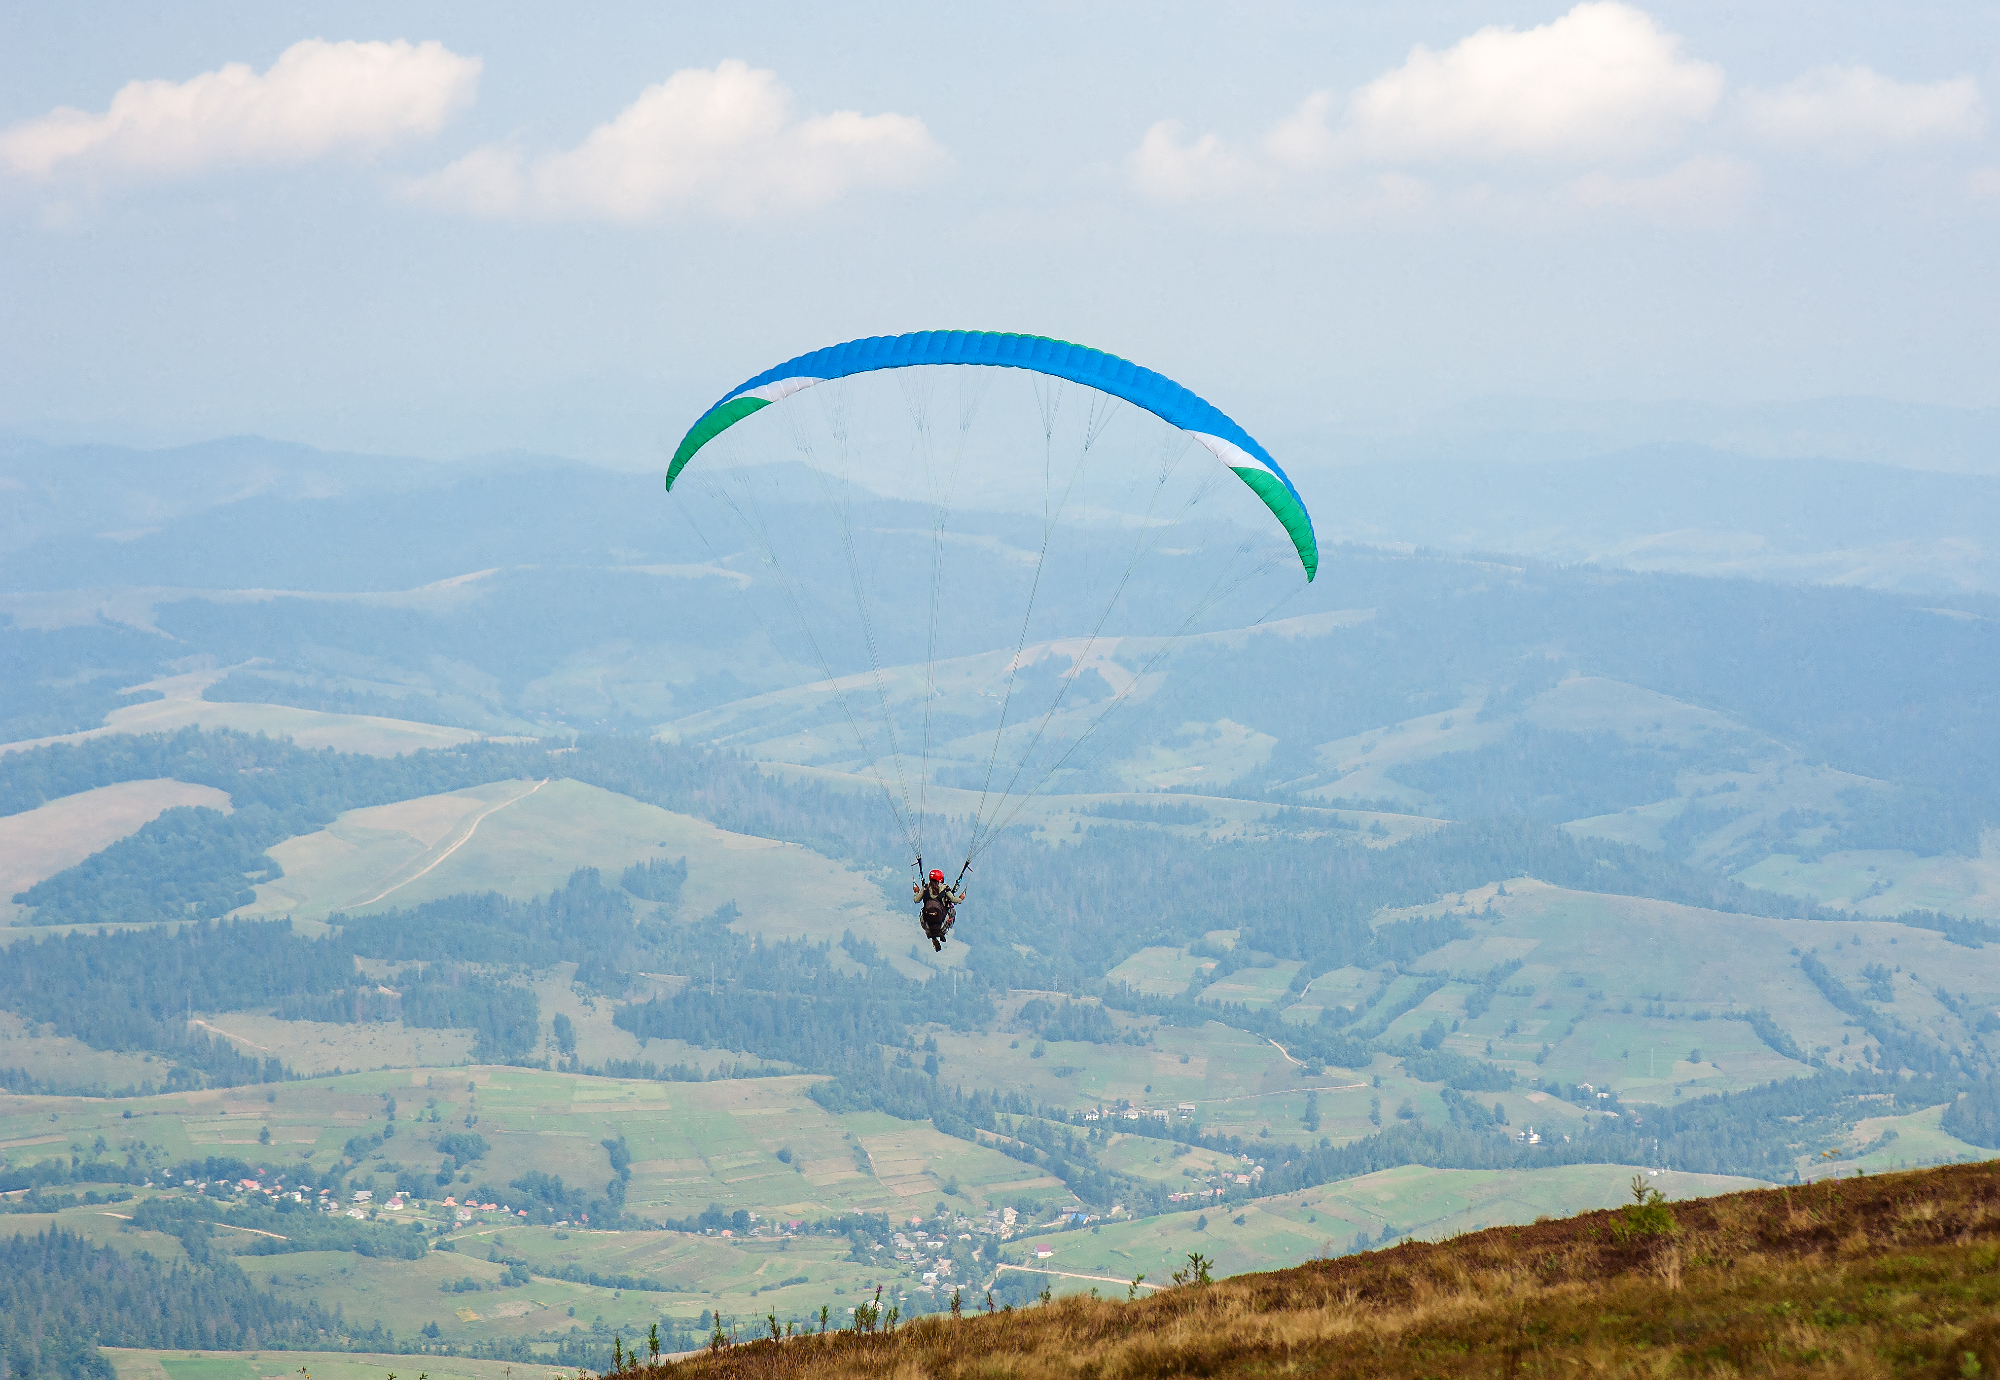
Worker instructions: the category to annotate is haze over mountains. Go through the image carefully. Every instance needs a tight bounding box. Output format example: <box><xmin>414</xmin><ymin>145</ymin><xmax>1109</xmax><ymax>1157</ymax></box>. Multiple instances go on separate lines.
<box><xmin>4</xmin><ymin>420</ymin><xmax>1998</xmax><ymax>1370</ymax></box>
<box><xmin>5</xmin><ymin>422</ymin><xmax>1999</xmax><ymax>908</ymax></box>
<box><xmin>1304</xmin><ymin>395</ymin><xmax>2000</xmax><ymax>475</ymax></box>
<box><xmin>12</xmin><ymin>426</ymin><xmax>2000</xmax><ymax>599</ymax></box>
<box><xmin>1320</xmin><ymin>447</ymin><xmax>2000</xmax><ymax>593</ymax></box>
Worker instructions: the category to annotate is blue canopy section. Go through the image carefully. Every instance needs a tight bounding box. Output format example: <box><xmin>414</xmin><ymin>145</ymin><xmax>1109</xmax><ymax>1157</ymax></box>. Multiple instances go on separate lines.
<box><xmin>668</xmin><ymin>330</ymin><xmax>1316</xmax><ymax>579</ymax></box>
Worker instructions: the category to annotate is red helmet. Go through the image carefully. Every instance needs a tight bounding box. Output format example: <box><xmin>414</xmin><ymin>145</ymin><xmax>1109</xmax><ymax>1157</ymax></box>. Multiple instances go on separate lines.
<box><xmin>929</xmin><ymin>869</ymin><xmax>944</xmax><ymax>881</ymax></box>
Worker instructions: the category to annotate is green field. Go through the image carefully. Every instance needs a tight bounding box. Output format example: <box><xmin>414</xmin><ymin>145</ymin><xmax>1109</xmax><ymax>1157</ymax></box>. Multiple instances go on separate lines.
<box><xmin>261</xmin><ymin>1247</ymin><xmax>611</xmax><ymax>1343</ymax></box>
<box><xmin>1829</xmin><ymin>1100</ymin><xmax>1991</xmax><ymax>1177</ymax></box>
<box><xmin>6</xmin><ymin>1190</ymin><xmax>930</xmax><ymax>1349</ymax></box>
<box><xmin>1</xmin><ymin>1203</ymin><xmax>192</xmax><ymax>1263</ymax></box>
<box><xmin>0</xmin><ymin>1067</ymin><xmax>1059</xmax><ymax>1224</ymax></box>
<box><xmin>1101</xmin><ymin>946</ymin><xmax>1211</xmax><ymax>996</ymax></box>
<box><xmin>662</xmin><ymin>615</ymin><xmax>1382</xmax><ymax>801</ymax></box>
<box><xmin>225</xmin><ymin>778</ymin><xmax>935</xmax><ymax>980</ymax></box>
<box><xmin>0</xmin><ymin>1010</ymin><xmax>169</xmax><ymax>1087</ymax></box>
<box><xmin>104</xmin><ymin>1349</ymin><xmax>539</xmax><ymax>1380</ymax></box>
<box><xmin>0</xmin><ymin>957</ymin><xmax>787</xmax><ymax>1086</ymax></box>
<box><xmin>1280</xmin><ymin>966</ymin><xmax>1380</xmax><ymax>1027</ymax></box>
<box><xmin>760</xmin><ymin>760</ymin><xmax>1440</xmax><ymax>851</ymax></box>
<box><xmin>1373</xmin><ymin>982</ymin><xmax>1469</xmax><ymax>1045</ymax></box>
<box><xmin>1288</xmin><ymin>673</ymin><xmax>1942</xmax><ymax>880</ymax></box>
<box><xmin>931</xmin><ymin>1011</ymin><xmax>1323</xmax><ymax>1123</ymax></box>
<box><xmin>1387</xmin><ymin>878</ymin><xmax>2000</xmax><ymax>1098</ymax></box>
<box><xmin>1197</xmin><ymin>962</ymin><xmax>1302</xmax><ymax>1011</ymax></box>
<box><xmin>1297</xmin><ymin>699</ymin><xmax>1492</xmax><ymax>811</ymax></box>
<box><xmin>1736</xmin><ymin>839</ymin><xmax>2000</xmax><ymax>921</ymax></box>
<box><xmin>1091</xmin><ymin>1134</ymin><xmax>1240</xmax><ymax>1190</ymax></box>
<box><xmin>0</xmin><ymin>777</ymin><xmax>236</xmax><ymax>927</ymax></box>
<box><xmin>4</xmin><ymin>668</ymin><xmax>487</xmax><ymax>761</ymax></box>
<box><xmin>433</xmin><ymin>1222</ymin><xmax>876</xmax><ymax>1332</ymax></box>
<box><xmin>1106</xmin><ymin>717</ymin><xmax>1279</xmax><ymax>793</ymax></box>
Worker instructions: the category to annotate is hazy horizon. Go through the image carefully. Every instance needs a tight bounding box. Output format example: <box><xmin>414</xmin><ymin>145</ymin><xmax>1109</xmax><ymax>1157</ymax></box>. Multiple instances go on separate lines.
<box><xmin>3</xmin><ymin>2</ymin><xmax>1995</xmax><ymax>467</ymax></box>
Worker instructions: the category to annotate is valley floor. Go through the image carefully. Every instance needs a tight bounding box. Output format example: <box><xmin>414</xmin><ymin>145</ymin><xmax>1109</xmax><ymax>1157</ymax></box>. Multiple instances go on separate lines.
<box><xmin>102</xmin><ymin>1353</ymin><xmax>530</xmax><ymax>1380</ymax></box>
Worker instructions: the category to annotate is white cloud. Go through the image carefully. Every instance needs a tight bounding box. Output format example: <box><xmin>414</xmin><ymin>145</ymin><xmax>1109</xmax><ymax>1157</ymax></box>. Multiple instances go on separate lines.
<box><xmin>1127</xmin><ymin>120</ymin><xmax>1257</xmax><ymax>200</ymax></box>
<box><xmin>1262</xmin><ymin>91</ymin><xmax>1341</xmax><ymax>170</ymax></box>
<box><xmin>1307</xmin><ymin>2</ymin><xmax>1721</xmax><ymax>166</ymax></box>
<box><xmin>409</xmin><ymin>60</ymin><xmax>943</xmax><ymax>220</ymax></box>
<box><xmin>0</xmin><ymin>39</ymin><xmax>479</xmax><ymax>179</ymax></box>
<box><xmin>1743</xmin><ymin>66</ymin><xmax>1984</xmax><ymax>152</ymax></box>
<box><xmin>1134</xmin><ymin>3</ymin><xmax>1722</xmax><ymax>204</ymax></box>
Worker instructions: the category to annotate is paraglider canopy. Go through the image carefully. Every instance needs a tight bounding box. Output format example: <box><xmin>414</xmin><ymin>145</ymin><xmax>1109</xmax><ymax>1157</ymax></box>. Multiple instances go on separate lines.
<box><xmin>667</xmin><ymin>330</ymin><xmax>1317</xmax><ymax>580</ymax></box>
<box><xmin>662</xmin><ymin>327</ymin><xmax>1320</xmax><ymax>884</ymax></box>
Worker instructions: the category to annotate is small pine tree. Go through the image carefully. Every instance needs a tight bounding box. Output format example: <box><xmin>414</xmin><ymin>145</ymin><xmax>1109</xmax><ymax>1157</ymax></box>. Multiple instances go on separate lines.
<box><xmin>1610</xmin><ymin>1175</ymin><xmax>1677</xmax><ymax>1243</ymax></box>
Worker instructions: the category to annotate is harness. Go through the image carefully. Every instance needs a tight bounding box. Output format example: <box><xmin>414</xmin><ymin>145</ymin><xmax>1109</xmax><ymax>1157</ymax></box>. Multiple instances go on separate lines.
<box><xmin>915</xmin><ymin>857</ymin><xmax>963</xmax><ymax>935</ymax></box>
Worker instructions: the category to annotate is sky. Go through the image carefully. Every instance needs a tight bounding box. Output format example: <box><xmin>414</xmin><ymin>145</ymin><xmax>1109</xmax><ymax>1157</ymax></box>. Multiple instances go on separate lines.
<box><xmin>1</xmin><ymin>2</ymin><xmax>1995</xmax><ymax>469</ymax></box>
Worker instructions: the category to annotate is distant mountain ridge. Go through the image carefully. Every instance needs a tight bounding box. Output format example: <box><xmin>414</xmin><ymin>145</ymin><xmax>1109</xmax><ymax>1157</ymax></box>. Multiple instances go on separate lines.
<box><xmin>5</xmin><ymin>434</ymin><xmax>1997</xmax><ymax>908</ymax></box>
<box><xmin>1296</xmin><ymin>394</ymin><xmax>2000</xmax><ymax>473</ymax></box>
<box><xmin>0</xmin><ymin>433</ymin><xmax>585</xmax><ymax>563</ymax></box>
<box><xmin>1307</xmin><ymin>444</ymin><xmax>2000</xmax><ymax>595</ymax></box>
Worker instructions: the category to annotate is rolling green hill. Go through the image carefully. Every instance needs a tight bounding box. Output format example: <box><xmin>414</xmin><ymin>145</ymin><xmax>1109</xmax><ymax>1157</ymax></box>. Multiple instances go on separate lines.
<box><xmin>233</xmin><ymin>778</ymin><xmax>918</xmax><ymax>967</ymax></box>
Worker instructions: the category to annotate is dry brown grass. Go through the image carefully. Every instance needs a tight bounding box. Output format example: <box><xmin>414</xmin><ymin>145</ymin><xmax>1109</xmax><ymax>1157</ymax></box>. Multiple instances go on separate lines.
<box><xmin>637</xmin><ymin>1161</ymin><xmax>2000</xmax><ymax>1378</ymax></box>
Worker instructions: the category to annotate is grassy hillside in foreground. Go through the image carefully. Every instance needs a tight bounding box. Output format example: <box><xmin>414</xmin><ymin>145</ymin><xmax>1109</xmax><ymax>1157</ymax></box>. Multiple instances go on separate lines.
<box><xmin>1004</xmin><ymin>1164</ymin><xmax>1763</xmax><ymax>1289</ymax></box>
<box><xmin>652</xmin><ymin>1160</ymin><xmax>2000</xmax><ymax>1378</ymax></box>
